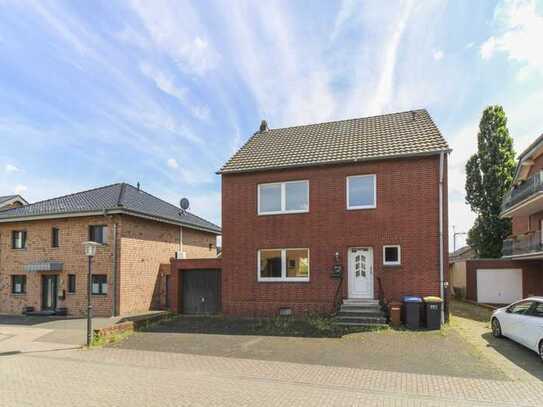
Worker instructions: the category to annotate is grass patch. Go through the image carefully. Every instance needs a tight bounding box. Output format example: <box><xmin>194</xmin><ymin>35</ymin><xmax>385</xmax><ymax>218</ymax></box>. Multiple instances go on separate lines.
<box><xmin>145</xmin><ymin>314</ymin><xmax>388</xmax><ymax>338</ymax></box>
<box><xmin>91</xmin><ymin>330</ymin><xmax>133</xmax><ymax>348</ymax></box>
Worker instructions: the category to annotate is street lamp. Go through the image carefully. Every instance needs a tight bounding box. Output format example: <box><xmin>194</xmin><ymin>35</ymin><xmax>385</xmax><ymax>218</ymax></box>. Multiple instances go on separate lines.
<box><xmin>83</xmin><ymin>241</ymin><xmax>101</xmax><ymax>347</ymax></box>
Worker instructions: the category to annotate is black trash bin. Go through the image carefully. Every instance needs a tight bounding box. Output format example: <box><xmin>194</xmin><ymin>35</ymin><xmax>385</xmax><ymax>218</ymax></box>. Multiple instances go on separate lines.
<box><xmin>423</xmin><ymin>296</ymin><xmax>442</xmax><ymax>330</ymax></box>
<box><xmin>401</xmin><ymin>296</ymin><xmax>423</xmax><ymax>329</ymax></box>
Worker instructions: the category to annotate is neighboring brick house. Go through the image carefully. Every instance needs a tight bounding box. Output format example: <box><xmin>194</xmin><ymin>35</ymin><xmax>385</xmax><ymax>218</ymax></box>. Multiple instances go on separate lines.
<box><xmin>0</xmin><ymin>195</ymin><xmax>28</xmax><ymax>211</ymax></box>
<box><xmin>206</xmin><ymin>109</ymin><xmax>449</xmax><ymax>318</ymax></box>
<box><xmin>465</xmin><ymin>134</ymin><xmax>543</xmax><ymax>303</ymax></box>
<box><xmin>0</xmin><ymin>183</ymin><xmax>220</xmax><ymax>317</ymax></box>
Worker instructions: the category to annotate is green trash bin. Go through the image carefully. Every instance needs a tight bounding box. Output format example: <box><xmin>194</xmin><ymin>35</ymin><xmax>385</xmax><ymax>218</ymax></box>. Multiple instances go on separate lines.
<box><xmin>423</xmin><ymin>296</ymin><xmax>443</xmax><ymax>330</ymax></box>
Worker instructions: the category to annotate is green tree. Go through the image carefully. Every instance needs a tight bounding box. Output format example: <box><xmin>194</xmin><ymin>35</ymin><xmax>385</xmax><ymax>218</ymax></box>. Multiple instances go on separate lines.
<box><xmin>465</xmin><ymin>106</ymin><xmax>516</xmax><ymax>257</ymax></box>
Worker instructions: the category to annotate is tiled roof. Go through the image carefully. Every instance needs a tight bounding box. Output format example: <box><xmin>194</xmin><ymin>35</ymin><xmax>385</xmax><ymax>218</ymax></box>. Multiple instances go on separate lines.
<box><xmin>219</xmin><ymin>109</ymin><xmax>449</xmax><ymax>174</ymax></box>
<box><xmin>0</xmin><ymin>183</ymin><xmax>221</xmax><ymax>234</ymax></box>
<box><xmin>0</xmin><ymin>195</ymin><xmax>17</xmax><ymax>205</ymax></box>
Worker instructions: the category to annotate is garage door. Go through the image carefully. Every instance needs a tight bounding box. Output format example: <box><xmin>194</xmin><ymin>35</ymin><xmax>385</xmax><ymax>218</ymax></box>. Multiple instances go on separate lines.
<box><xmin>476</xmin><ymin>269</ymin><xmax>522</xmax><ymax>304</ymax></box>
<box><xmin>182</xmin><ymin>270</ymin><xmax>220</xmax><ymax>314</ymax></box>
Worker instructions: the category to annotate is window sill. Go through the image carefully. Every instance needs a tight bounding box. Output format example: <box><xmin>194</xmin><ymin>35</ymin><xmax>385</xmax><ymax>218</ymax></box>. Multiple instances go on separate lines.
<box><xmin>257</xmin><ymin>210</ymin><xmax>309</xmax><ymax>216</ymax></box>
<box><xmin>257</xmin><ymin>279</ymin><xmax>310</xmax><ymax>283</ymax></box>
<box><xmin>383</xmin><ymin>264</ymin><xmax>402</xmax><ymax>268</ymax></box>
<box><xmin>91</xmin><ymin>293</ymin><xmax>108</xmax><ymax>296</ymax></box>
<box><xmin>11</xmin><ymin>293</ymin><xmax>26</xmax><ymax>296</ymax></box>
<box><xmin>11</xmin><ymin>248</ymin><xmax>27</xmax><ymax>251</ymax></box>
<box><xmin>346</xmin><ymin>206</ymin><xmax>376</xmax><ymax>211</ymax></box>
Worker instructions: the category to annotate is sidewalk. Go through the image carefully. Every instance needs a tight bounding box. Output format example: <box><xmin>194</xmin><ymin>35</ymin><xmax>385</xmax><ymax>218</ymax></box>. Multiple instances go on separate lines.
<box><xmin>0</xmin><ymin>311</ymin><xmax>165</xmax><ymax>353</ymax></box>
<box><xmin>2</xmin><ymin>346</ymin><xmax>542</xmax><ymax>406</ymax></box>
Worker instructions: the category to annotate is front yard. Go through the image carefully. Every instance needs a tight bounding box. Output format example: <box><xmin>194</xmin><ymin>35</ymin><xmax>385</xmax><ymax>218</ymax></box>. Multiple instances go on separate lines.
<box><xmin>109</xmin><ymin>309</ymin><xmax>508</xmax><ymax>380</ymax></box>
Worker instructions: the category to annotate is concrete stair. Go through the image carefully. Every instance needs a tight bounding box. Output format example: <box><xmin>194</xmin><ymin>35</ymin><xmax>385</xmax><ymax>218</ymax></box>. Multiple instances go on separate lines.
<box><xmin>333</xmin><ymin>299</ymin><xmax>388</xmax><ymax>327</ymax></box>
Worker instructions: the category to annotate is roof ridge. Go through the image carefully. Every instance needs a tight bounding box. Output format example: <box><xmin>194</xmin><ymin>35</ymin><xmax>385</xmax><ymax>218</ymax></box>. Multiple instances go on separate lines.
<box><xmin>16</xmin><ymin>183</ymin><xmax>123</xmax><ymax>208</ymax></box>
<box><xmin>263</xmin><ymin>108</ymin><xmax>428</xmax><ymax>133</ymax></box>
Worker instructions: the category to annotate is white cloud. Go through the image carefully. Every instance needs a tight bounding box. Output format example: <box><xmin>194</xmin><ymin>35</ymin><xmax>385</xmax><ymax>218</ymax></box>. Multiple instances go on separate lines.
<box><xmin>481</xmin><ymin>0</ymin><xmax>543</xmax><ymax>77</ymax></box>
<box><xmin>433</xmin><ymin>49</ymin><xmax>444</xmax><ymax>61</ymax></box>
<box><xmin>167</xmin><ymin>158</ymin><xmax>178</xmax><ymax>169</ymax></box>
<box><xmin>140</xmin><ymin>62</ymin><xmax>187</xmax><ymax>101</ymax></box>
<box><xmin>14</xmin><ymin>184</ymin><xmax>27</xmax><ymax>194</ymax></box>
<box><xmin>365</xmin><ymin>0</ymin><xmax>414</xmax><ymax>115</ymax></box>
<box><xmin>129</xmin><ymin>1</ymin><xmax>220</xmax><ymax>76</ymax></box>
<box><xmin>4</xmin><ymin>164</ymin><xmax>20</xmax><ymax>173</ymax></box>
<box><xmin>480</xmin><ymin>36</ymin><xmax>496</xmax><ymax>60</ymax></box>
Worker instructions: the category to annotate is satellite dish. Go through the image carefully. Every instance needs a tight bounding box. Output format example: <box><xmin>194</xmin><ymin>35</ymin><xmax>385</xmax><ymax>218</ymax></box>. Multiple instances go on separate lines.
<box><xmin>180</xmin><ymin>198</ymin><xmax>190</xmax><ymax>211</ymax></box>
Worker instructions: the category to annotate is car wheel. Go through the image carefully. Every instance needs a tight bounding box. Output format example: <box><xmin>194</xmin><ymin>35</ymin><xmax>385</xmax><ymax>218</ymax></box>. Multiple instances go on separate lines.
<box><xmin>491</xmin><ymin>318</ymin><xmax>502</xmax><ymax>338</ymax></box>
<box><xmin>539</xmin><ymin>341</ymin><xmax>543</xmax><ymax>363</ymax></box>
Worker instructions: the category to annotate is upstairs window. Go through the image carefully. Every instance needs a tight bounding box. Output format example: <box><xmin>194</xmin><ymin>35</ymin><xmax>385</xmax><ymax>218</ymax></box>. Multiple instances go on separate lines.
<box><xmin>258</xmin><ymin>180</ymin><xmax>309</xmax><ymax>215</ymax></box>
<box><xmin>89</xmin><ymin>225</ymin><xmax>108</xmax><ymax>244</ymax></box>
<box><xmin>347</xmin><ymin>174</ymin><xmax>376</xmax><ymax>210</ymax></box>
<box><xmin>52</xmin><ymin>227</ymin><xmax>60</xmax><ymax>248</ymax></box>
<box><xmin>12</xmin><ymin>230</ymin><xmax>27</xmax><ymax>249</ymax></box>
<box><xmin>258</xmin><ymin>248</ymin><xmax>310</xmax><ymax>282</ymax></box>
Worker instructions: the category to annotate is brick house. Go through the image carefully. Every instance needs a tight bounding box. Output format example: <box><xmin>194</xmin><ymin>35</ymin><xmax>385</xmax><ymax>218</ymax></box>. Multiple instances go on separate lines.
<box><xmin>0</xmin><ymin>195</ymin><xmax>28</xmax><ymax>211</ymax></box>
<box><xmin>0</xmin><ymin>183</ymin><xmax>220</xmax><ymax>317</ymax></box>
<box><xmin>465</xmin><ymin>134</ymin><xmax>543</xmax><ymax>303</ymax></box>
<box><xmin>171</xmin><ymin>110</ymin><xmax>450</xmax><ymax>319</ymax></box>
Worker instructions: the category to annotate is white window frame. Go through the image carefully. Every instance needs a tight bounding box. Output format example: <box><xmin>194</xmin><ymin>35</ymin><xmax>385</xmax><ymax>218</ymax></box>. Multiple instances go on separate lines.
<box><xmin>257</xmin><ymin>248</ymin><xmax>310</xmax><ymax>282</ymax></box>
<box><xmin>257</xmin><ymin>180</ymin><xmax>309</xmax><ymax>215</ymax></box>
<box><xmin>383</xmin><ymin>245</ymin><xmax>401</xmax><ymax>266</ymax></box>
<box><xmin>346</xmin><ymin>174</ymin><xmax>377</xmax><ymax>210</ymax></box>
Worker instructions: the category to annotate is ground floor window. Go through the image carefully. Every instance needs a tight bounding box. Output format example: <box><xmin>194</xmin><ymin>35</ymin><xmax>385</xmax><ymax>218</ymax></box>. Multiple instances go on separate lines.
<box><xmin>258</xmin><ymin>248</ymin><xmax>309</xmax><ymax>282</ymax></box>
<box><xmin>91</xmin><ymin>275</ymin><xmax>107</xmax><ymax>295</ymax></box>
<box><xmin>68</xmin><ymin>274</ymin><xmax>76</xmax><ymax>293</ymax></box>
<box><xmin>11</xmin><ymin>275</ymin><xmax>26</xmax><ymax>294</ymax></box>
<box><xmin>383</xmin><ymin>245</ymin><xmax>401</xmax><ymax>266</ymax></box>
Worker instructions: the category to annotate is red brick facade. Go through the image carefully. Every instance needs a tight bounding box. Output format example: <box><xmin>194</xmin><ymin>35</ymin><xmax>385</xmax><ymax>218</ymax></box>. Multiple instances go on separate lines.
<box><xmin>0</xmin><ymin>214</ymin><xmax>217</xmax><ymax>317</ymax></box>
<box><xmin>220</xmin><ymin>154</ymin><xmax>448</xmax><ymax>317</ymax></box>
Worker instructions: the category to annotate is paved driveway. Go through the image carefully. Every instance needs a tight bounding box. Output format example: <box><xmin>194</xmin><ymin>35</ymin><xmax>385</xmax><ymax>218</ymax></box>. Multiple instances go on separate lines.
<box><xmin>110</xmin><ymin>317</ymin><xmax>505</xmax><ymax>380</ymax></box>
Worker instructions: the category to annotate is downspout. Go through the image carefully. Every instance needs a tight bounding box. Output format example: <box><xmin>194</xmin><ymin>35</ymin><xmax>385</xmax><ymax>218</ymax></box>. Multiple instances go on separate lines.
<box><xmin>439</xmin><ymin>151</ymin><xmax>445</xmax><ymax>325</ymax></box>
<box><xmin>179</xmin><ymin>226</ymin><xmax>184</xmax><ymax>257</ymax></box>
<box><xmin>111</xmin><ymin>222</ymin><xmax>118</xmax><ymax>316</ymax></box>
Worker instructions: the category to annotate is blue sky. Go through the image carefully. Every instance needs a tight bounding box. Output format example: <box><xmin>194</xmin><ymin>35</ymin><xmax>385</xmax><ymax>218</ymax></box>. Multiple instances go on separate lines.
<box><xmin>0</xmin><ymin>0</ymin><xmax>542</xmax><ymax>248</ymax></box>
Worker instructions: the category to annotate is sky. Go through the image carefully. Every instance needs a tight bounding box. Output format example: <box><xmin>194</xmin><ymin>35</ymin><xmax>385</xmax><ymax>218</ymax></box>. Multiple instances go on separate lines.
<box><xmin>0</xmin><ymin>0</ymin><xmax>542</xmax><ymax>249</ymax></box>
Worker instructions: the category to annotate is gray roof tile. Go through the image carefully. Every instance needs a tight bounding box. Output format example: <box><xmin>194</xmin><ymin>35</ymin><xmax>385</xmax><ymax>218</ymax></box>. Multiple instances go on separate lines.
<box><xmin>0</xmin><ymin>183</ymin><xmax>221</xmax><ymax>234</ymax></box>
<box><xmin>219</xmin><ymin>109</ymin><xmax>449</xmax><ymax>174</ymax></box>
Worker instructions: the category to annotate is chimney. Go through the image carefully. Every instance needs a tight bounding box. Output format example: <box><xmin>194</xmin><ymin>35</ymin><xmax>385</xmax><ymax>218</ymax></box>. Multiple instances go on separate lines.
<box><xmin>137</xmin><ymin>182</ymin><xmax>141</xmax><ymax>190</ymax></box>
<box><xmin>259</xmin><ymin>120</ymin><xmax>268</xmax><ymax>133</ymax></box>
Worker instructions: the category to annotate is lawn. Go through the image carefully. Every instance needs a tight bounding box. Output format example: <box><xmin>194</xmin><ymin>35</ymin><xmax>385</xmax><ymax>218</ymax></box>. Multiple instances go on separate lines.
<box><xmin>141</xmin><ymin>314</ymin><xmax>387</xmax><ymax>338</ymax></box>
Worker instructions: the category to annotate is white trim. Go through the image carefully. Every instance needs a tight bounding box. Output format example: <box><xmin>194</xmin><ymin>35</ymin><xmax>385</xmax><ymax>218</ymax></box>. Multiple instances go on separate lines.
<box><xmin>346</xmin><ymin>174</ymin><xmax>377</xmax><ymax>210</ymax></box>
<box><xmin>347</xmin><ymin>247</ymin><xmax>374</xmax><ymax>299</ymax></box>
<box><xmin>257</xmin><ymin>248</ymin><xmax>310</xmax><ymax>282</ymax></box>
<box><xmin>383</xmin><ymin>245</ymin><xmax>401</xmax><ymax>266</ymax></box>
<box><xmin>0</xmin><ymin>195</ymin><xmax>28</xmax><ymax>208</ymax></box>
<box><xmin>257</xmin><ymin>180</ymin><xmax>309</xmax><ymax>215</ymax></box>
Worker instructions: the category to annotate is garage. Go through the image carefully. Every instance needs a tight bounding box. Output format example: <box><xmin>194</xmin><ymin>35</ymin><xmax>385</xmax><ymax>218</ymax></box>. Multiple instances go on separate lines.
<box><xmin>476</xmin><ymin>268</ymin><xmax>522</xmax><ymax>304</ymax></box>
<box><xmin>182</xmin><ymin>269</ymin><xmax>220</xmax><ymax>314</ymax></box>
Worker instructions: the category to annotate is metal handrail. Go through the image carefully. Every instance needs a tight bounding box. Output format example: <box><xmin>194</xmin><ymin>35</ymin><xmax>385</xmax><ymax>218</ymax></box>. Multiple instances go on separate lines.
<box><xmin>502</xmin><ymin>170</ymin><xmax>543</xmax><ymax>212</ymax></box>
<box><xmin>503</xmin><ymin>230</ymin><xmax>543</xmax><ymax>256</ymax></box>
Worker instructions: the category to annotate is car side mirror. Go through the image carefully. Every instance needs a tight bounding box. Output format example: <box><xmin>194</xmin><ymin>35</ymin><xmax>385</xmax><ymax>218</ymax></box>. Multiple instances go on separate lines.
<box><xmin>505</xmin><ymin>307</ymin><xmax>512</xmax><ymax>313</ymax></box>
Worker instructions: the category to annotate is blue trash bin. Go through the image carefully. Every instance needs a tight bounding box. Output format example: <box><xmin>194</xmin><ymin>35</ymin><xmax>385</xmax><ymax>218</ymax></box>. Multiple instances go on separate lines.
<box><xmin>401</xmin><ymin>296</ymin><xmax>423</xmax><ymax>329</ymax></box>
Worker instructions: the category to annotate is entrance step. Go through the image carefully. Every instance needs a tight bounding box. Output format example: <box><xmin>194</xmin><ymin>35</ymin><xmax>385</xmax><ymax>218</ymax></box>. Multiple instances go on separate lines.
<box><xmin>333</xmin><ymin>298</ymin><xmax>387</xmax><ymax>327</ymax></box>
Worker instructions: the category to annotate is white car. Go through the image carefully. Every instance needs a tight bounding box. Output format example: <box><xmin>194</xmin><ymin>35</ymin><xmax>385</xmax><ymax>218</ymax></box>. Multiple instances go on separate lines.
<box><xmin>491</xmin><ymin>297</ymin><xmax>543</xmax><ymax>362</ymax></box>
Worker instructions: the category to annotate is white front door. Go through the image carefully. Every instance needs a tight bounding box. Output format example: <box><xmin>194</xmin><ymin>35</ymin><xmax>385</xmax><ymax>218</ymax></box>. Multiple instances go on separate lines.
<box><xmin>348</xmin><ymin>247</ymin><xmax>373</xmax><ymax>299</ymax></box>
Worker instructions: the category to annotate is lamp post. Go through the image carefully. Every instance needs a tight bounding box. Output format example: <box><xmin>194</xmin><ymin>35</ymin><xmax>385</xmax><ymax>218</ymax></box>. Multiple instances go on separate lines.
<box><xmin>83</xmin><ymin>241</ymin><xmax>101</xmax><ymax>347</ymax></box>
